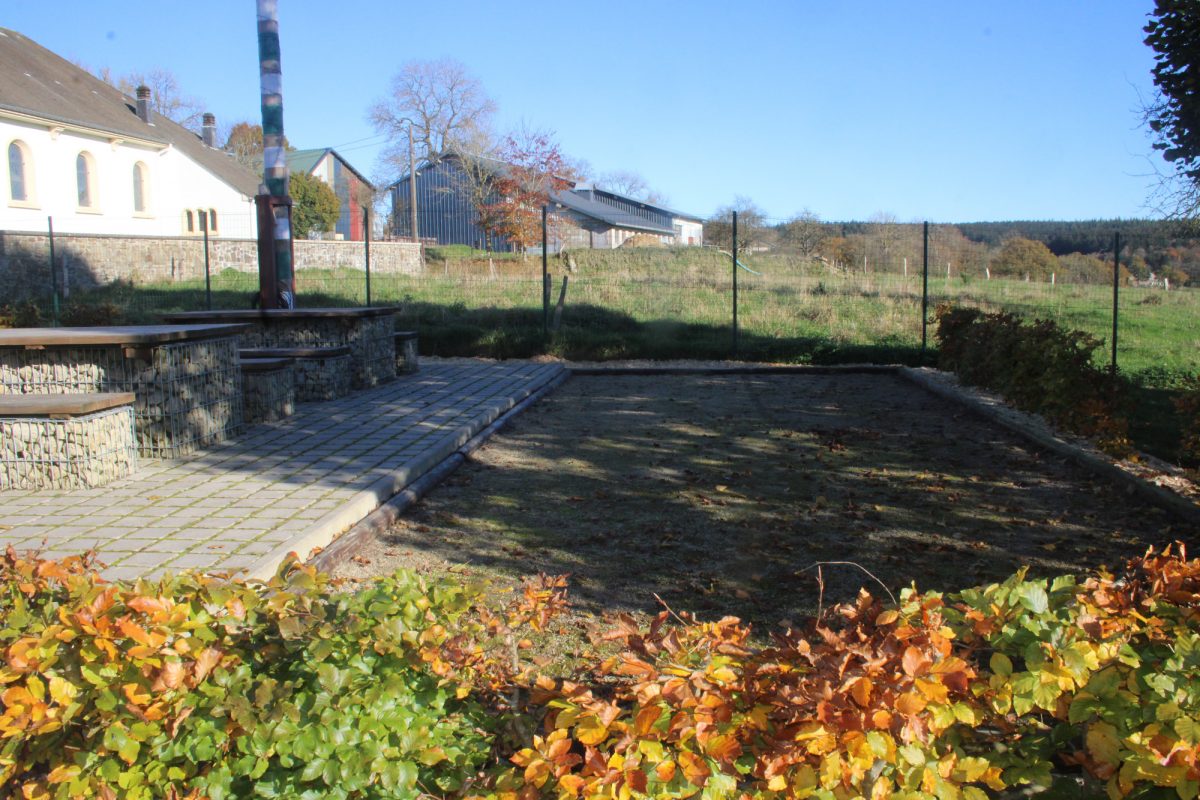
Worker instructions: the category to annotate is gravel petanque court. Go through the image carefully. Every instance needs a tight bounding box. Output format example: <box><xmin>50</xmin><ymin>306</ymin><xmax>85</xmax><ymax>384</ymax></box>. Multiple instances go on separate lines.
<box><xmin>334</xmin><ymin>369</ymin><xmax>1199</xmax><ymax>629</ymax></box>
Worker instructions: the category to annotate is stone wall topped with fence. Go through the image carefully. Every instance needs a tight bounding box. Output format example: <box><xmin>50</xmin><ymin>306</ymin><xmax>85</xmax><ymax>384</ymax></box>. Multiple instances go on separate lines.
<box><xmin>0</xmin><ymin>231</ymin><xmax>422</xmax><ymax>298</ymax></box>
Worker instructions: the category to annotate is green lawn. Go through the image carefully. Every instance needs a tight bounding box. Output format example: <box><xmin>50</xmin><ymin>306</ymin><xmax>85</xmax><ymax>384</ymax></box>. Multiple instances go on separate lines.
<box><xmin>34</xmin><ymin>247</ymin><xmax>1199</xmax><ymax>463</ymax></box>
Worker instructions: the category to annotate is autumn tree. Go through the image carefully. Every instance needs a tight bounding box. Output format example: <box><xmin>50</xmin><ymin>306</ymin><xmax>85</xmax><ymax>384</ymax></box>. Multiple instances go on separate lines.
<box><xmin>1144</xmin><ymin>2</ymin><xmax>1200</xmax><ymax>217</ymax></box>
<box><xmin>990</xmin><ymin>236</ymin><xmax>1059</xmax><ymax>280</ymax></box>
<box><xmin>289</xmin><ymin>171</ymin><xmax>340</xmax><ymax>238</ymax></box>
<box><xmin>488</xmin><ymin>126</ymin><xmax>574</xmax><ymax>255</ymax></box>
<box><xmin>369</xmin><ymin>57</ymin><xmax>497</xmax><ymax>174</ymax></box>
<box><xmin>223</xmin><ymin>122</ymin><xmax>291</xmax><ymax>166</ymax></box>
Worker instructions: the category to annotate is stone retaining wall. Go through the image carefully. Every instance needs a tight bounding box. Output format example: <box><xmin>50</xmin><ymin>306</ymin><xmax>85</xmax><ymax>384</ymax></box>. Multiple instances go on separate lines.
<box><xmin>0</xmin><ymin>231</ymin><xmax>422</xmax><ymax>297</ymax></box>
<box><xmin>0</xmin><ymin>406</ymin><xmax>137</xmax><ymax>490</ymax></box>
<box><xmin>0</xmin><ymin>338</ymin><xmax>243</xmax><ymax>459</ymax></box>
<box><xmin>396</xmin><ymin>334</ymin><xmax>419</xmax><ymax>374</ymax></box>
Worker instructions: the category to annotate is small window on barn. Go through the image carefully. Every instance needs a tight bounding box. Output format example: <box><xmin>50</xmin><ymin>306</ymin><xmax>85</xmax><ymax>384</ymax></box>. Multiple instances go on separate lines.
<box><xmin>132</xmin><ymin>162</ymin><xmax>149</xmax><ymax>213</ymax></box>
<box><xmin>8</xmin><ymin>140</ymin><xmax>33</xmax><ymax>204</ymax></box>
<box><xmin>76</xmin><ymin>151</ymin><xmax>97</xmax><ymax>209</ymax></box>
<box><xmin>184</xmin><ymin>209</ymin><xmax>194</xmax><ymax>233</ymax></box>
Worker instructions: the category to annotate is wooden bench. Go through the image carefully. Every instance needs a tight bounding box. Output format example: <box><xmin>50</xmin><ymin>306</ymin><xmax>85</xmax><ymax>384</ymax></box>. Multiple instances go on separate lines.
<box><xmin>394</xmin><ymin>331</ymin><xmax>419</xmax><ymax>374</ymax></box>
<box><xmin>240</xmin><ymin>346</ymin><xmax>352</xmax><ymax>402</ymax></box>
<box><xmin>238</xmin><ymin>358</ymin><xmax>296</xmax><ymax>423</ymax></box>
<box><xmin>0</xmin><ymin>392</ymin><xmax>138</xmax><ymax>490</ymax></box>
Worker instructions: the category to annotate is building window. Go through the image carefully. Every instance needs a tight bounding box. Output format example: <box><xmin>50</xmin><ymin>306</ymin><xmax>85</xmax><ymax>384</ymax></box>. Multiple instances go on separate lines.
<box><xmin>132</xmin><ymin>162</ymin><xmax>148</xmax><ymax>213</ymax></box>
<box><xmin>76</xmin><ymin>151</ymin><xmax>96</xmax><ymax>208</ymax></box>
<box><xmin>8</xmin><ymin>140</ymin><xmax>32</xmax><ymax>203</ymax></box>
<box><xmin>184</xmin><ymin>210</ymin><xmax>194</xmax><ymax>233</ymax></box>
<box><xmin>208</xmin><ymin>208</ymin><xmax>218</xmax><ymax>233</ymax></box>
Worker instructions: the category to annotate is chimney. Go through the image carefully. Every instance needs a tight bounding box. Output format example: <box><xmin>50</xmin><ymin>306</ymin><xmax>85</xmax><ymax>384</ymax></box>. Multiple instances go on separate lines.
<box><xmin>135</xmin><ymin>85</ymin><xmax>152</xmax><ymax>123</ymax></box>
<box><xmin>201</xmin><ymin>113</ymin><xmax>216</xmax><ymax>147</ymax></box>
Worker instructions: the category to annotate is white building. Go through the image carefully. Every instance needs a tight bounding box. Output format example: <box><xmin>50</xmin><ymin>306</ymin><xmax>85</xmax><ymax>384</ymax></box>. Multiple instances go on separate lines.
<box><xmin>0</xmin><ymin>27</ymin><xmax>260</xmax><ymax>239</ymax></box>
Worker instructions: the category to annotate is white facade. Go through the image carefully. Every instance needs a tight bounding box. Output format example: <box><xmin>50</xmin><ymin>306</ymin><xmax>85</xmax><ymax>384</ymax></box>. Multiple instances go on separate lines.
<box><xmin>674</xmin><ymin>218</ymin><xmax>704</xmax><ymax>247</ymax></box>
<box><xmin>2</xmin><ymin>112</ymin><xmax>256</xmax><ymax>238</ymax></box>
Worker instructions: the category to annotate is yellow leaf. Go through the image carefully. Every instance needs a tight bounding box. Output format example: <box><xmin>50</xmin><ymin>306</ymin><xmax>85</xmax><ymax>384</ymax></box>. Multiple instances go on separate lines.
<box><xmin>47</xmin><ymin>677</ymin><xmax>78</xmax><ymax>706</ymax></box>
<box><xmin>575</xmin><ymin>715</ymin><xmax>609</xmax><ymax>746</ymax></box>
<box><xmin>768</xmin><ymin>775</ymin><xmax>788</xmax><ymax>792</ymax></box>
<box><xmin>46</xmin><ymin>764</ymin><xmax>80</xmax><ymax>784</ymax></box>
<box><xmin>1086</xmin><ymin>722</ymin><xmax>1122</xmax><ymax>765</ymax></box>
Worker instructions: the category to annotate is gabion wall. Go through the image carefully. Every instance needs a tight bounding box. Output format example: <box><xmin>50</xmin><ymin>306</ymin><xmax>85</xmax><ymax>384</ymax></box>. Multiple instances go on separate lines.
<box><xmin>235</xmin><ymin>317</ymin><xmax>396</xmax><ymax>388</ymax></box>
<box><xmin>243</xmin><ymin>363</ymin><xmax>296</xmax><ymax>423</ymax></box>
<box><xmin>0</xmin><ymin>337</ymin><xmax>244</xmax><ymax>459</ymax></box>
<box><xmin>396</xmin><ymin>333</ymin><xmax>419</xmax><ymax>375</ymax></box>
<box><xmin>291</xmin><ymin>354</ymin><xmax>352</xmax><ymax>402</ymax></box>
<box><xmin>1</xmin><ymin>406</ymin><xmax>137</xmax><ymax>490</ymax></box>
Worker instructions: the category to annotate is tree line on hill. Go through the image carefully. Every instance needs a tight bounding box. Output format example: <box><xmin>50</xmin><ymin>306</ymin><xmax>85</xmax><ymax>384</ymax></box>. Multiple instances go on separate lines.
<box><xmin>703</xmin><ymin>203</ymin><xmax>1197</xmax><ymax>287</ymax></box>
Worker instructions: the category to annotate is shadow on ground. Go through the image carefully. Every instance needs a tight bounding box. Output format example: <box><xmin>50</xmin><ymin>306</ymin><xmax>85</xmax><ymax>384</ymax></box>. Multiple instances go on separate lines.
<box><xmin>341</xmin><ymin>372</ymin><xmax>1198</xmax><ymax>631</ymax></box>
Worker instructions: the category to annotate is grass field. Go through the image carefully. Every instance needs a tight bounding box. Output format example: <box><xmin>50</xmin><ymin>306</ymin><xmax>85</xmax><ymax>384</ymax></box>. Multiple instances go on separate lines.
<box><xmin>66</xmin><ymin>247</ymin><xmax>1200</xmax><ymax>379</ymax></box>
<box><xmin>47</xmin><ymin>247</ymin><xmax>1199</xmax><ymax>462</ymax></box>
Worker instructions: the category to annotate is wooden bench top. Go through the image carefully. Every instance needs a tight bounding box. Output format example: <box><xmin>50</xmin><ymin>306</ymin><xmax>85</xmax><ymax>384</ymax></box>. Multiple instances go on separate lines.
<box><xmin>238</xmin><ymin>357</ymin><xmax>294</xmax><ymax>372</ymax></box>
<box><xmin>164</xmin><ymin>307</ymin><xmax>400</xmax><ymax>322</ymax></box>
<box><xmin>241</xmin><ymin>346</ymin><xmax>352</xmax><ymax>359</ymax></box>
<box><xmin>395</xmin><ymin>330</ymin><xmax>418</xmax><ymax>339</ymax></box>
<box><xmin>0</xmin><ymin>392</ymin><xmax>136</xmax><ymax>418</ymax></box>
<box><xmin>0</xmin><ymin>324</ymin><xmax>251</xmax><ymax>348</ymax></box>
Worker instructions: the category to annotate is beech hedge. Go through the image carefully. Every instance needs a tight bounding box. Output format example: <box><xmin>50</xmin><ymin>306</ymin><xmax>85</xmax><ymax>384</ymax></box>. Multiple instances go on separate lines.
<box><xmin>1</xmin><ymin>544</ymin><xmax>1197</xmax><ymax>799</ymax></box>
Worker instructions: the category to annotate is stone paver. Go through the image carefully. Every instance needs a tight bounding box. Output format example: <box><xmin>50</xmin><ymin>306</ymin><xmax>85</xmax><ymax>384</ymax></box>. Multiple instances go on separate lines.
<box><xmin>0</xmin><ymin>361</ymin><xmax>564</xmax><ymax>580</ymax></box>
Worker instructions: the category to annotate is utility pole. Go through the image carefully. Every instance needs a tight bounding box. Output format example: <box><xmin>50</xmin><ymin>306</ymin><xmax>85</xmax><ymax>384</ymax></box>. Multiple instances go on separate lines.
<box><xmin>254</xmin><ymin>0</ymin><xmax>295</xmax><ymax>308</ymax></box>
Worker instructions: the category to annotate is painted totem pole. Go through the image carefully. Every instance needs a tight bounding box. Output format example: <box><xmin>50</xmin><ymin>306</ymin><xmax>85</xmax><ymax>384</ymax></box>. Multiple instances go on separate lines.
<box><xmin>255</xmin><ymin>0</ymin><xmax>295</xmax><ymax>309</ymax></box>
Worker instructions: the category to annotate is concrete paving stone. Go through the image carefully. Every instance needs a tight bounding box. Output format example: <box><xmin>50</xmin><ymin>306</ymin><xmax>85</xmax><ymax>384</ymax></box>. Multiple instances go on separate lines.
<box><xmin>111</xmin><ymin>550</ymin><xmax>175</xmax><ymax>567</ymax></box>
<box><xmin>0</xmin><ymin>363</ymin><xmax>563</xmax><ymax>580</ymax></box>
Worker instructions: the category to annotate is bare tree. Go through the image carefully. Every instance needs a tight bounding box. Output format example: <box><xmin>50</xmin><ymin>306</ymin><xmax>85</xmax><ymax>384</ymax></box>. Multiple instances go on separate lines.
<box><xmin>369</xmin><ymin>58</ymin><xmax>497</xmax><ymax>173</ymax></box>
<box><xmin>596</xmin><ymin>169</ymin><xmax>667</xmax><ymax>204</ymax></box>
<box><xmin>706</xmin><ymin>196</ymin><xmax>768</xmax><ymax>252</ymax></box>
<box><xmin>106</xmin><ymin>68</ymin><xmax>207</xmax><ymax>131</ymax></box>
<box><xmin>779</xmin><ymin>209</ymin><xmax>827</xmax><ymax>259</ymax></box>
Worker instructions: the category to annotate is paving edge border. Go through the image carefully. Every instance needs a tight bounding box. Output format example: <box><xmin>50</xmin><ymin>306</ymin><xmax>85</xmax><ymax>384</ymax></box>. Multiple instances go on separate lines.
<box><xmin>894</xmin><ymin>366</ymin><xmax>1200</xmax><ymax>527</ymax></box>
<box><xmin>295</xmin><ymin>368</ymin><xmax>572</xmax><ymax>576</ymax></box>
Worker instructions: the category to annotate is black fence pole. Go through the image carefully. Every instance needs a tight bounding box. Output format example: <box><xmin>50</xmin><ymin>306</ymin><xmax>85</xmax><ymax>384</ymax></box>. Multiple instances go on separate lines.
<box><xmin>732</xmin><ymin>210</ymin><xmax>739</xmax><ymax>357</ymax></box>
<box><xmin>1111</xmin><ymin>231</ymin><xmax>1120</xmax><ymax>376</ymax></box>
<box><xmin>364</xmin><ymin>208</ymin><xmax>372</xmax><ymax>307</ymax></box>
<box><xmin>47</xmin><ymin>216</ymin><xmax>59</xmax><ymax>326</ymax></box>
<box><xmin>921</xmin><ymin>221</ymin><xmax>929</xmax><ymax>353</ymax></box>
<box><xmin>542</xmin><ymin>205</ymin><xmax>549</xmax><ymax>341</ymax></box>
<box><xmin>202</xmin><ymin>215</ymin><xmax>212</xmax><ymax>311</ymax></box>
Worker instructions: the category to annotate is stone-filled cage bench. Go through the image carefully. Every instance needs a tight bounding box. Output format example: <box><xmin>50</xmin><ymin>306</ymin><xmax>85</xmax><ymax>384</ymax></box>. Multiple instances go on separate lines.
<box><xmin>0</xmin><ymin>393</ymin><xmax>137</xmax><ymax>490</ymax></box>
<box><xmin>0</xmin><ymin>325</ymin><xmax>248</xmax><ymax>459</ymax></box>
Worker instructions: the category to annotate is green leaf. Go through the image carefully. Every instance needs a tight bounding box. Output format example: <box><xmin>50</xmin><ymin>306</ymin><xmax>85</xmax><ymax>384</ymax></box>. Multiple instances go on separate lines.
<box><xmin>989</xmin><ymin>652</ymin><xmax>1013</xmax><ymax>677</ymax></box>
<box><xmin>1016</xmin><ymin>583</ymin><xmax>1048</xmax><ymax>614</ymax></box>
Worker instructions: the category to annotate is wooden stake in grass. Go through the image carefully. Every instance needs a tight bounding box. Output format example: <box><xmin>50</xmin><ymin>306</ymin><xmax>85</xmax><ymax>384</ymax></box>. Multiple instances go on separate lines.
<box><xmin>552</xmin><ymin>275</ymin><xmax>569</xmax><ymax>332</ymax></box>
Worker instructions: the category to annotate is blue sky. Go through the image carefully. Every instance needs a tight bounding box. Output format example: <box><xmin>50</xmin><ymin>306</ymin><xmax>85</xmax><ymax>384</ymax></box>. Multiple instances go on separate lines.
<box><xmin>3</xmin><ymin>1</ymin><xmax>1169</xmax><ymax>222</ymax></box>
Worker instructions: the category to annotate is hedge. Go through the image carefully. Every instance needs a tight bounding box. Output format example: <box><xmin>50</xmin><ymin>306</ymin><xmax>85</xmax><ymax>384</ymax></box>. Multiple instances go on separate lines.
<box><xmin>1</xmin><ymin>544</ymin><xmax>1197</xmax><ymax>799</ymax></box>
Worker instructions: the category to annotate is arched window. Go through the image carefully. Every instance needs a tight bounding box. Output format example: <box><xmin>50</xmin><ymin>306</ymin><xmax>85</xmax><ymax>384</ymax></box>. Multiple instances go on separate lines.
<box><xmin>208</xmin><ymin>208</ymin><xmax>218</xmax><ymax>233</ymax></box>
<box><xmin>184</xmin><ymin>210</ymin><xmax>194</xmax><ymax>233</ymax></box>
<box><xmin>76</xmin><ymin>151</ymin><xmax>96</xmax><ymax>208</ymax></box>
<box><xmin>132</xmin><ymin>162</ymin><xmax>148</xmax><ymax>213</ymax></box>
<box><xmin>8</xmin><ymin>140</ymin><xmax>32</xmax><ymax>203</ymax></box>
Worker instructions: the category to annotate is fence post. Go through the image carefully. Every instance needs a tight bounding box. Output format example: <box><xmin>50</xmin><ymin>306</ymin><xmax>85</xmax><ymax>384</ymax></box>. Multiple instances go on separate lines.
<box><xmin>202</xmin><ymin>214</ymin><xmax>212</xmax><ymax>310</ymax></box>
<box><xmin>47</xmin><ymin>216</ymin><xmax>59</xmax><ymax>326</ymax></box>
<box><xmin>921</xmin><ymin>221</ymin><xmax>929</xmax><ymax>353</ymax></box>
<box><xmin>1111</xmin><ymin>231</ymin><xmax>1120</xmax><ymax>375</ymax></box>
<box><xmin>732</xmin><ymin>210</ymin><xmax>739</xmax><ymax>357</ymax></box>
<box><xmin>364</xmin><ymin>207</ymin><xmax>372</xmax><ymax>307</ymax></box>
<box><xmin>542</xmin><ymin>204</ymin><xmax>549</xmax><ymax>341</ymax></box>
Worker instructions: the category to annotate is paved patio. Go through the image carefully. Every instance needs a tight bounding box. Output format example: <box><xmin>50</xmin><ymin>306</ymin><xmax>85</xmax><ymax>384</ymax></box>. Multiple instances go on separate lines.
<box><xmin>0</xmin><ymin>360</ymin><xmax>565</xmax><ymax>581</ymax></box>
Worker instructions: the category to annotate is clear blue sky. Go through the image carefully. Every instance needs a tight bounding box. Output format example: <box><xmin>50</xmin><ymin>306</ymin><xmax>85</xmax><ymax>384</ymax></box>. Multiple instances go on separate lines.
<box><xmin>3</xmin><ymin>1</ymin><xmax>1170</xmax><ymax>223</ymax></box>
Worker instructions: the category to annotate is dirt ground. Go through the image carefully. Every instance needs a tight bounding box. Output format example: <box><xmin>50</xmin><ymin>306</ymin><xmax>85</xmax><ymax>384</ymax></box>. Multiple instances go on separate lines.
<box><xmin>332</xmin><ymin>371</ymin><xmax>1198</xmax><ymax>632</ymax></box>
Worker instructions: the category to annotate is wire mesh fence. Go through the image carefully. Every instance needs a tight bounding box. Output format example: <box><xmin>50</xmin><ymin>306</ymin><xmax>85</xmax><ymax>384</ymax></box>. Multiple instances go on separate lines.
<box><xmin>2</xmin><ymin>216</ymin><xmax>1197</xmax><ymax>383</ymax></box>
